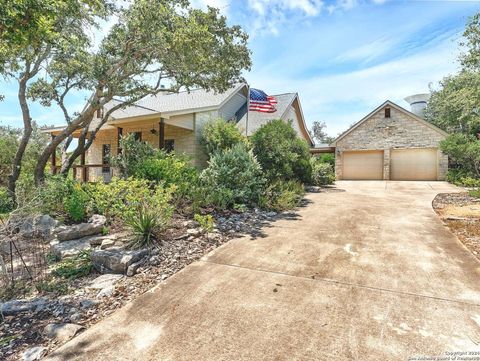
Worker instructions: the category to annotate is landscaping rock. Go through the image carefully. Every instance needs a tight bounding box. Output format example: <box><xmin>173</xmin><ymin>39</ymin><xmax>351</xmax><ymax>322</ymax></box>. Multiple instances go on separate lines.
<box><xmin>55</xmin><ymin>214</ymin><xmax>106</xmax><ymax>242</ymax></box>
<box><xmin>22</xmin><ymin>346</ymin><xmax>47</xmax><ymax>361</ymax></box>
<box><xmin>91</xmin><ymin>249</ymin><xmax>149</xmax><ymax>274</ymax></box>
<box><xmin>126</xmin><ymin>260</ymin><xmax>144</xmax><ymax>277</ymax></box>
<box><xmin>100</xmin><ymin>238</ymin><xmax>117</xmax><ymax>249</ymax></box>
<box><xmin>43</xmin><ymin>323</ymin><xmax>84</xmax><ymax>342</ymax></box>
<box><xmin>7</xmin><ymin>214</ymin><xmax>59</xmax><ymax>239</ymax></box>
<box><xmin>87</xmin><ymin>274</ymin><xmax>123</xmax><ymax>289</ymax></box>
<box><xmin>96</xmin><ymin>285</ymin><xmax>115</xmax><ymax>298</ymax></box>
<box><xmin>50</xmin><ymin>237</ymin><xmax>92</xmax><ymax>259</ymax></box>
<box><xmin>186</xmin><ymin>228</ymin><xmax>201</xmax><ymax>237</ymax></box>
<box><xmin>79</xmin><ymin>299</ymin><xmax>100</xmax><ymax>309</ymax></box>
<box><xmin>0</xmin><ymin>298</ymin><xmax>48</xmax><ymax>316</ymax></box>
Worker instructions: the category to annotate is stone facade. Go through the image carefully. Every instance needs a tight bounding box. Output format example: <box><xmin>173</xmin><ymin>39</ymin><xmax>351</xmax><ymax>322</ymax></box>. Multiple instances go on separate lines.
<box><xmin>335</xmin><ymin>104</ymin><xmax>448</xmax><ymax>180</ymax></box>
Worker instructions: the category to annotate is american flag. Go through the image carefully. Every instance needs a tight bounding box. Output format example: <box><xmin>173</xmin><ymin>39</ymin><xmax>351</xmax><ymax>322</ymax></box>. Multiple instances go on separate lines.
<box><xmin>249</xmin><ymin>88</ymin><xmax>277</xmax><ymax>113</ymax></box>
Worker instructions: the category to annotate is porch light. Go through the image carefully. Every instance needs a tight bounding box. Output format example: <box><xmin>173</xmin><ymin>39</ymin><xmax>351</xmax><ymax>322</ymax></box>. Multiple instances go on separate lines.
<box><xmin>150</xmin><ymin>124</ymin><xmax>158</xmax><ymax>135</ymax></box>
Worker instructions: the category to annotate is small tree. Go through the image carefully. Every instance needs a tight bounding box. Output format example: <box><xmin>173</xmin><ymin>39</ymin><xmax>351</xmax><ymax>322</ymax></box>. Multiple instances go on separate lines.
<box><xmin>201</xmin><ymin>119</ymin><xmax>247</xmax><ymax>157</ymax></box>
<box><xmin>440</xmin><ymin>134</ymin><xmax>480</xmax><ymax>178</ymax></box>
<box><xmin>251</xmin><ymin>119</ymin><xmax>311</xmax><ymax>183</ymax></box>
<box><xmin>200</xmin><ymin>143</ymin><xmax>265</xmax><ymax>209</ymax></box>
<box><xmin>309</xmin><ymin>121</ymin><xmax>334</xmax><ymax>144</ymax></box>
<box><xmin>112</xmin><ymin>134</ymin><xmax>155</xmax><ymax>179</ymax></box>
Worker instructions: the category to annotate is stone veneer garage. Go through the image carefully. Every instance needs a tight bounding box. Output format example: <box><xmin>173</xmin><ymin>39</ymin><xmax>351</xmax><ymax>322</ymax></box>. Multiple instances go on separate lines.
<box><xmin>332</xmin><ymin>101</ymin><xmax>448</xmax><ymax>181</ymax></box>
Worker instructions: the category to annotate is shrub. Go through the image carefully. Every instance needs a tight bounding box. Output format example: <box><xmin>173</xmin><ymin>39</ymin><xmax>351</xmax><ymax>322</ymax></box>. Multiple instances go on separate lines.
<box><xmin>251</xmin><ymin>119</ymin><xmax>311</xmax><ymax>182</ymax></box>
<box><xmin>440</xmin><ymin>134</ymin><xmax>480</xmax><ymax>178</ymax></box>
<box><xmin>445</xmin><ymin>169</ymin><xmax>480</xmax><ymax>187</ymax></box>
<box><xmin>112</xmin><ymin>133</ymin><xmax>155</xmax><ymax>178</ymax></box>
<box><xmin>84</xmin><ymin>178</ymin><xmax>174</xmax><ymax>225</ymax></box>
<box><xmin>260</xmin><ymin>180</ymin><xmax>304</xmax><ymax>212</ymax></box>
<box><xmin>311</xmin><ymin>159</ymin><xmax>335</xmax><ymax>186</ymax></box>
<box><xmin>316</xmin><ymin>153</ymin><xmax>335</xmax><ymax>167</ymax></box>
<box><xmin>194</xmin><ymin>213</ymin><xmax>214</xmax><ymax>235</ymax></box>
<box><xmin>132</xmin><ymin>151</ymin><xmax>199</xmax><ymax>198</ymax></box>
<box><xmin>200</xmin><ymin>143</ymin><xmax>265</xmax><ymax>209</ymax></box>
<box><xmin>0</xmin><ymin>187</ymin><xmax>13</xmax><ymax>214</ymax></box>
<box><xmin>201</xmin><ymin>118</ymin><xmax>247</xmax><ymax>157</ymax></box>
<box><xmin>125</xmin><ymin>204</ymin><xmax>161</xmax><ymax>248</ymax></box>
<box><xmin>469</xmin><ymin>189</ymin><xmax>480</xmax><ymax>198</ymax></box>
<box><xmin>63</xmin><ymin>183</ymin><xmax>88</xmax><ymax>222</ymax></box>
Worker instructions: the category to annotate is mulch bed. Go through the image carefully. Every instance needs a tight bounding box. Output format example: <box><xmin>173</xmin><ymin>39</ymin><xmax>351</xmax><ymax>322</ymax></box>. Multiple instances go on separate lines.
<box><xmin>433</xmin><ymin>192</ymin><xmax>480</xmax><ymax>260</ymax></box>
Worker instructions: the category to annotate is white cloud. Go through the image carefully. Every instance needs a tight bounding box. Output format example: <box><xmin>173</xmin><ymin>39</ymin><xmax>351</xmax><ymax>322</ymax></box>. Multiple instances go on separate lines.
<box><xmin>334</xmin><ymin>37</ymin><xmax>395</xmax><ymax>63</ymax></box>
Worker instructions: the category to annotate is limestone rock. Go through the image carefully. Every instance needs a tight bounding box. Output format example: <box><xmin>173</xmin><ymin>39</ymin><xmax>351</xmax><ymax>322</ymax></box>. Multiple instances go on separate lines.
<box><xmin>50</xmin><ymin>237</ymin><xmax>92</xmax><ymax>259</ymax></box>
<box><xmin>91</xmin><ymin>249</ymin><xmax>148</xmax><ymax>274</ymax></box>
<box><xmin>22</xmin><ymin>346</ymin><xmax>47</xmax><ymax>361</ymax></box>
<box><xmin>0</xmin><ymin>298</ymin><xmax>48</xmax><ymax>316</ymax></box>
<box><xmin>87</xmin><ymin>274</ymin><xmax>123</xmax><ymax>290</ymax></box>
<box><xmin>55</xmin><ymin>214</ymin><xmax>106</xmax><ymax>242</ymax></box>
<box><xmin>43</xmin><ymin>323</ymin><xmax>84</xmax><ymax>342</ymax></box>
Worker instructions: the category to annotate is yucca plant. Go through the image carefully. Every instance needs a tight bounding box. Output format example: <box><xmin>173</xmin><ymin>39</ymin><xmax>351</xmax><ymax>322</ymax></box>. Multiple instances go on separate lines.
<box><xmin>125</xmin><ymin>204</ymin><xmax>160</xmax><ymax>249</ymax></box>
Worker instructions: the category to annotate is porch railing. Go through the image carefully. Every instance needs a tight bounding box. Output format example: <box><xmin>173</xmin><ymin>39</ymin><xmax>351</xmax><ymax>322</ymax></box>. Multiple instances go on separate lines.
<box><xmin>51</xmin><ymin>164</ymin><xmax>112</xmax><ymax>182</ymax></box>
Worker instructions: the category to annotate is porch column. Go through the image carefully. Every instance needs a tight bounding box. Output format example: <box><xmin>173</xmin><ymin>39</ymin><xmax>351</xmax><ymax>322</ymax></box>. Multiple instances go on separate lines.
<box><xmin>81</xmin><ymin>151</ymin><xmax>87</xmax><ymax>182</ymax></box>
<box><xmin>50</xmin><ymin>133</ymin><xmax>57</xmax><ymax>174</ymax></box>
<box><xmin>117</xmin><ymin>127</ymin><xmax>123</xmax><ymax>154</ymax></box>
<box><xmin>159</xmin><ymin>118</ymin><xmax>165</xmax><ymax>149</ymax></box>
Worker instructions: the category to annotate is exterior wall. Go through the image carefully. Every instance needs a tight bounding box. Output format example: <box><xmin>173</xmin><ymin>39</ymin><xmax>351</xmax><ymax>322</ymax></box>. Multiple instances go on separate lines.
<box><xmin>193</xmin><ymin>110</ymin><xmax>219</xmax><ymax>168</ymax></box>
<box><xmin>335</xmin><ymin>106</ymin><xmax>448</xmax><ymax>180</ymax></box>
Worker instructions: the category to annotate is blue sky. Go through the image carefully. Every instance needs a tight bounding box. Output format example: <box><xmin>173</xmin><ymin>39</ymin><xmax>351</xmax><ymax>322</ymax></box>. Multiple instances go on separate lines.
<box><xmin>1</xmin><ymin>0</ymin><xmax>479</xmax><ymax>138</ymax></box>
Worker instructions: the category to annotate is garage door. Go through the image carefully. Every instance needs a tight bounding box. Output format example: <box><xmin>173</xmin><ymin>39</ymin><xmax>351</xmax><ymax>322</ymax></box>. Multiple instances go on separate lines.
<box><xmin>343</xmin><ymin>150</ymin><xmax>384</xmax><ymax>180</ymax></box>
<box><xmin>390</xmin><ymin>148</ymin><xmax>437</xmax><ymax>181</ymax></box>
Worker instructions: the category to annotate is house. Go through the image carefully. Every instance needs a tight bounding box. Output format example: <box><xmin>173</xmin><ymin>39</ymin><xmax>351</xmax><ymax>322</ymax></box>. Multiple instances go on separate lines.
<box><xmin>331</xmin><ymin>95</ymin><xmax>449</xmax><ymax>181</ymax></box>
<box><xmin>44</xmin><ymin>84</ymin><xmax>313</xmax><ymax>182</ymax></box>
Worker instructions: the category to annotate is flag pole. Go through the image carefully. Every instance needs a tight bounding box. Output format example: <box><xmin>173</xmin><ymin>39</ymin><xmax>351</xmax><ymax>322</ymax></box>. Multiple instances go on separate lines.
<box><xmin>246</xmin><ymin>83</ymin><xmax>250</xmax><ymax>137</ymax></box>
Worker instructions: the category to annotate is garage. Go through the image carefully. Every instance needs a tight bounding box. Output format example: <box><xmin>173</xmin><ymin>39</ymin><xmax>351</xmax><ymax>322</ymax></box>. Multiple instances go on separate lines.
<box><xmin>342</xmin><ymin>150</ymin><xmax>384</xmax><ymax>180</ymax></box>
<box><xmin>390</xmin><ymin>148</ymin><xmax>437</xmax><ymax>181</ymax></box>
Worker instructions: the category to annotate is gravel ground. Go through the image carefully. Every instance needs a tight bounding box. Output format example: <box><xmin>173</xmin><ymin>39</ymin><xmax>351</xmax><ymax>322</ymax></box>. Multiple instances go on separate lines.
<box><xmin>0</xmin><ymin>208</ymin><xmax>280</xmax><ymax>360</ymax></box>
<box><xmin>433</xmin><ymin>192</ymin><xmax>480</xmax><ymax>260</ymax></box>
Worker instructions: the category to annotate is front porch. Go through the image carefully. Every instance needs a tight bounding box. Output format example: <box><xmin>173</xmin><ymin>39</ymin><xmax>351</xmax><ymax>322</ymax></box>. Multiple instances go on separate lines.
<box><xmin>50</xmin><ymin>115</ymin><xmax>198</xmax><ymax>182</ymax></box>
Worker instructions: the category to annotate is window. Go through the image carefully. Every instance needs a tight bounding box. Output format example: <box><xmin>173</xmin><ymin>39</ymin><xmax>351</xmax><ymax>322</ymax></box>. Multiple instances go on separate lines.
<box><xmin>385</xmin><ymin>107</ymin><xmax>391</xmax><ymax>118</ymax></box>
<box><xmin>164</xmin><ymin>139</ymin><xmax>175</xmax><ymax>153</ymax></box>
<box><xmin>102</xmin><ymin>144</ymin><xmax>111</xmax><ymax>173</ymax></box>
<box><xmin>133</xmin><ymin>131</ymin><xmax>142</xmax><ymax>141</ymax></box>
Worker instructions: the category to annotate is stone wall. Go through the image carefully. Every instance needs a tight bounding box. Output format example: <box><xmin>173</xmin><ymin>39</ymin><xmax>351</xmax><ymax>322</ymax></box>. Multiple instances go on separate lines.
<box><xmin>335</xmin><ymin>105</ymin><xmax>448</xmax><ymax>180</ymax></box>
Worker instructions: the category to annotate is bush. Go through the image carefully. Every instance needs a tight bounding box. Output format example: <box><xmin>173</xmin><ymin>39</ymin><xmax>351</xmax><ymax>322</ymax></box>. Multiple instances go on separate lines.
<box><xmin>63</xmin><ymin>183</ymin><xmax>88</xmax><ymax>222</ymax></box>
<box><xmin>84</xmin><ymin>178</ymin><xmax>174</xmax><ymax>225</ymax></box>
<box><xmin>316</xmin><ymin>153</ymin><xmax>335</xmax><ymax>167</ymax></box>
<box><xmin>112</xmin><ymin>133</ymin><xmax>155</xmax><ymax>178</ymax></box>
<box><xmin>440</xmin><ymin>134</ymin><xmax>480</xmax><ymax>178</ymax></box>
<box><xmin>251</xmin><ymin>119</ymin><xmax>311</xmax><ymax>182</ymax></box>
<box><xmin>445</xmin><ymin>169</ymin><xmax>480</xmax><ymax>187</ymax></box>
<box><xmin>132</xmin><ymin>151</ymin><xmax>199</xmax><ymax>198</ymax></box>
<box><xmin>0</xmin><ymin>187</ymin><xmax>13</xmax><ymax>214</ymax></box>
<box><xmin>201</xmin><ymin>118</ymin><xmax>247</xmax><ymax>157</ymax></box>
<box><xmin>470</xmin><ymin>189</ymin><xmax>480</xmax><ymax>198</ymax></box>
<box><xmin>260</xmin><ymin>180</ymin><xmax>304</xmax><ymax>212</ymax></box>
<box><xmin>311</xmin><ymin>159</ymin><xmax>335</xmax><ymax>186</ymax></box>
<box><xmin>125</xmin><ymin>204</ymin><xmax>161</xmax><ymax>248</ymax></box>
<box><xmin>200</xmin><ymin>143</ymin><xmax>265</xmax><ymax>209</ymax></box>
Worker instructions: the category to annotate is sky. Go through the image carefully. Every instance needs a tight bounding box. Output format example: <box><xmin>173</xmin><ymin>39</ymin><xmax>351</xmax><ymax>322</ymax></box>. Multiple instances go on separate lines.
<box><xmin>1</xmin><ymin>0</ymin><xmax>479</xmax><ymax>138</ymax></box>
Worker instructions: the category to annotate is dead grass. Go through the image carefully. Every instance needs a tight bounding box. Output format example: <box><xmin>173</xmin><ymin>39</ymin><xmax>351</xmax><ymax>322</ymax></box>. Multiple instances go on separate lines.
<box><xmin>442</xmin><ymin>204</ymin><xmax>480</xmax><ymax>218</ymax></box>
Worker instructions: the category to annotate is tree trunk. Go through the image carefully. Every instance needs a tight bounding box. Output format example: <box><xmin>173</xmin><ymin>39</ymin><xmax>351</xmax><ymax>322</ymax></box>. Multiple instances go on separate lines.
<box><xmin>7</xmin><ymin>78</ymin><xmax>32</xmax><ymax>204</ymax></box>
<box><xmin>60</xmin><ymin>129</ymin><xmax>88</xmax><ymax>176</ymax></box>
<box><xmin>34</xmin><ymin>105</ymin><xmax>96</xmax><ymax>185</ymax></box>
<box><xmin>61</xmin><ymin>135</ymin><xmax>73</xmax><ymax>169</ymax></box>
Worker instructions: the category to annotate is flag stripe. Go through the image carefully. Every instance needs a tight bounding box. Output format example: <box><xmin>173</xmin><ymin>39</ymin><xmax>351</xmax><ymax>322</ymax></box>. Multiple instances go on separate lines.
<box><xmin>249</xmin><ymin>88</ymin><xmax>277</xmax><ymax>113</ymax></box>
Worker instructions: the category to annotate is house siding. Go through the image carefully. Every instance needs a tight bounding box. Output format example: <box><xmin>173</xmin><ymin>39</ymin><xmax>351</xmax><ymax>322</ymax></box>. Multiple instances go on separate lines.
<box><xmin>335</xmin><ymin>106</ymin><xmax>448</xmax><ymax>180</ymax></box>
<box><xmin>219</xmin><ymin>93</ymin><xmax>246</xmax><ymax>121</ymax></box>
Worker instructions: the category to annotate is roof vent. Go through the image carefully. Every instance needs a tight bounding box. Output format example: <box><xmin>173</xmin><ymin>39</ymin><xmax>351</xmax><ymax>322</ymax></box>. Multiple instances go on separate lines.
<box><xmin>404</xmin><ymin>94</ymin><xmax>430</xmax><ymax>118</ymax></box>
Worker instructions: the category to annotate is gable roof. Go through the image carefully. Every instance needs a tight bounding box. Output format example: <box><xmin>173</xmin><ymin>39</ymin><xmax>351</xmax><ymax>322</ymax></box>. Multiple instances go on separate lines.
<box><xmin>237</xmin><ymin>92</ymin><xmax>314</xmax><ymax>145</ymax></box>
<box><xmin>332</xmin><ymin>100</ymin><xmax>448</xmax><ymax>146</ymax></box>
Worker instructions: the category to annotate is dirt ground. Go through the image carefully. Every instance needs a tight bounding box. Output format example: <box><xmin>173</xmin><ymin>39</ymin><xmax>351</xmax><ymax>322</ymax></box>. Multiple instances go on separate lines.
<box><xmin>433</xmin><ymin>192</ymin><xmax>480</xmax><ymax>260</ymax></box>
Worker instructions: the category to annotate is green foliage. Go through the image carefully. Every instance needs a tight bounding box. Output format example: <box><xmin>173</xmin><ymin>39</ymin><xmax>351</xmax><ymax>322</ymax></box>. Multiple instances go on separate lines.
<box><xmin>251</xmin><ymin>119</ymin><xmax>312</xmax><ymax>183</ymax></box>
<box><xmin>440</xmin><ymin>134</ymin><xmax>480</xmax><ymax>178</ymax></box>
<box><xmin>315</xmin><ymin>153</ymin><xmax>335</xmax><ymax>167</ymax></box>
<box><xmin>425</xmin><ymin>71</ymin><xmax>480</xmax><ymax>135</ymax></box>
<box><xmin>52</xmin><ymin>250</ymin><xmax>92</xmax><ymax>279</ymax></box>
<box><xmin>311</xmin><ymin>159</ymin><xmax>335</xmax><ymax>186</ymax></box>
<box><xmin>200</xmin><ymin>143</ymin><xmax>265</xmax><ymax>209</ymax></box>
<box><xmin>469</xmin><ymin>189</ymin><xmax>480</xmax><ymax>198</ymax></box>
<box><xmin>201</xmin><ymin>119</ymin><xmax>247</xmax><ymax>157</ymax></box>
<box><xmin>112</xmin><ymin>133</ymin><xmax>155</xmax><ymax>179</ymax></box>
<box><xmin>0</xmin><ymin>187</ymin><xmax>13</xmax><ymax>214</ymax></box>
<box><xmin>63</xmin><ymin>182</ymin><xmax>88</xmax><ymax>222</ymax></box>
<box><xmin>446</xmin><ymin>170</ymin><xmax>480</xmax><ymax>187</ymax></box>
<box><xmin>460</xmin><ymin>12</ymin><xmax>480</xmax><ymax>72</ymax></box>
<box><xmin>132</xmin><ymin>151</ymin><xmax>199</xmax><ymax>198</ymax></box>
<box><xmin>260</xmin><ymin>180</ymin><xmax>305</xmax><ymax>212</ymax></box>
<box><xmin>84</xmin><ymin>177</ymin><xmax>174</xmax><ymax>223</ymax></box>
<box><xmin>194</xmin><ymin>214</ymin><xmax>214</xmax><ymax>234</ymax></box>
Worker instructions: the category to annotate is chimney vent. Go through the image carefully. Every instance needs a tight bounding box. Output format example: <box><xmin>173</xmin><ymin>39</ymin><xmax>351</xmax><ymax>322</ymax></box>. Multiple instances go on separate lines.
<box><xmin>404</xmin><ymin>94</ymin><xmax>430</xmax><ymax>118</ymax></box>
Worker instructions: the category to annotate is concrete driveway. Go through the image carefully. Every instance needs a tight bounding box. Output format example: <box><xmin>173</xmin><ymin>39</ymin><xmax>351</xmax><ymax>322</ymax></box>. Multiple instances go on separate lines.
<box><xmin>47</xmin><ymin>181</ymin><xmax>480</xmax><ymax>361</ymax></box>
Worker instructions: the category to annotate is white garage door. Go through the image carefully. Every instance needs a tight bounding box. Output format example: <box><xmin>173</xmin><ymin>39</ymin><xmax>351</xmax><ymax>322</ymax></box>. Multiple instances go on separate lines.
<box><xmin>342</xmin><ymin>150</ymin><xmax>384</xmax><ymax>180</ymax></box>
<box><xmin>390</xmin><ymin>148</ymin><xmax>437</xmax><ymax>181</ymax></box>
